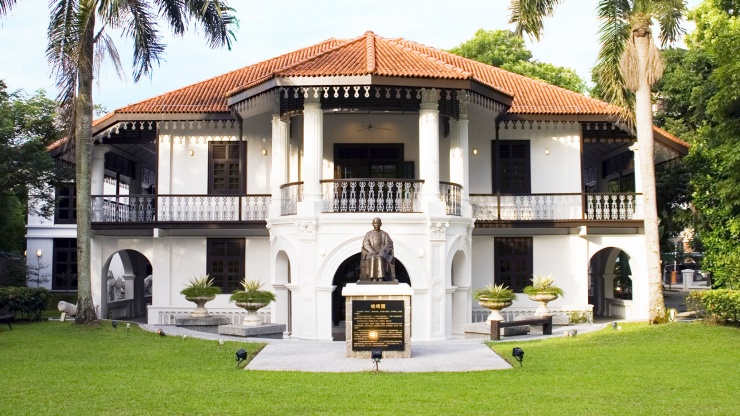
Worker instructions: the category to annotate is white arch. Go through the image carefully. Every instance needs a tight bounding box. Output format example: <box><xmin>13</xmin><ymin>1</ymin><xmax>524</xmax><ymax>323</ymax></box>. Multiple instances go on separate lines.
<box><xmin>317</xmin><ymin>236</ymin><xmax>426</xmax><ymax>288</ymax></box>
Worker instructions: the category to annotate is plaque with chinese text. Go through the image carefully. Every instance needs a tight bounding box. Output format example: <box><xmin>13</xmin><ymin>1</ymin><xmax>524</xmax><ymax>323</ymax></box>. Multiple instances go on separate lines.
<box><xmin>351</xmin><ymin>300</ymin><xmax>404</xmax><ymax>351</ymax></box>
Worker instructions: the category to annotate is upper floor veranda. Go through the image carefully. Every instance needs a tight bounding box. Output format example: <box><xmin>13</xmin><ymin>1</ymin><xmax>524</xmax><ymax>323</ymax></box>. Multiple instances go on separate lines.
<box><xmin>40</xmin><ymin>86</ymin><xmax>687</xmax><ymax>233</ymax></box>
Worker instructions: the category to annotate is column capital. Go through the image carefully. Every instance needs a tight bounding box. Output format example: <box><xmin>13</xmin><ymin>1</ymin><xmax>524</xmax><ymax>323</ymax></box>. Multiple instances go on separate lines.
<box><xmin>420</xmin><ymin>88</ymin><xmax>439</xmax><ymax>109</ymax></box>
<box><xmin>456</xmin><ymin>90</ymin><xmax>469</xmax><ymax>119</ymax></box>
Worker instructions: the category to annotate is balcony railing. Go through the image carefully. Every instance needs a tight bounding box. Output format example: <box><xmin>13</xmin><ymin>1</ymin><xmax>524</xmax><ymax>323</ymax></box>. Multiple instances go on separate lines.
<box><xmin>440</xmin><ymin>181</ymin><xmax>462</xmax><ymax>216</ymax></box>
<box><xmin>320</xmin><ymin>179</ymin><xmax>424</xmax><ymax>214</ymax></box>
<box><xmin>471</xmin><ymin>193</ymin><xmax>643</xmax><ymax>221</ymax></box>
<box><xmin>91</xmin><ymin>194</ymin><xmax>270</xmax><ymax>223</ymax></box>
<box><xmin>280</xmin><ymin>182</ymin><xmax>304</xmax><ymax>216</ymax></box>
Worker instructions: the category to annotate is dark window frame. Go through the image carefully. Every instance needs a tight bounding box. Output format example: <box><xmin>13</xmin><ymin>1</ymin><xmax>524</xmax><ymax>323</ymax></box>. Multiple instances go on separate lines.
<box><xmin>206</xmin><ymin>239</ymin><xmax>245</xmax><ymax>293</ymax></box>
<box><xmin>492</xmin><ymin>140</ymin><xmax>531</xmax><ymax>194</ymax></box>
<box><xmin>52</xmin><ymin>238</ymin><xmax>78</xmax><ymax>291</ymax></box>
<box><xmin>333</xmin><ymin>143</ymin><xmax>408</xmax><ymax>179</ymax></box>
<box><xmin>494</xmin><ymin>237</ymin><xmax>533</xmax><ymax>293</ymax></box>
<box><xmin>55</xmin><ymin>184</ymin><xmax>77</xmax><ymax>224</ymax></box>
<box><xmin>208</xmin><ymin>142</ymin><xmax>245</xmax><ymax>195</ymax></box>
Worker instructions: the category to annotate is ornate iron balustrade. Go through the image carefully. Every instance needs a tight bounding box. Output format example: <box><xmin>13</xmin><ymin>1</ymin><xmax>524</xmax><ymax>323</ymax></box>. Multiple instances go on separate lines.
<box><xmin>320</xmin><ymin>179</ymin><xmax>424</xmax><ymax>213</ymax></box>
<box><xmin>91</xmin><ymin>194</ymin><xmax>270</xmax><ymax>223</ymax></box>
<box><xmin>440</xmin><ymin>181</ymin><xmax>462</xmax><ymax>216</ymax></box>
<box><xmin>585</xmin><ymin>193</ymin><xmax>642</xmax><ymax>220</ymax></box>
<box><xmin>280</xmin><ymin>182</ymin><xmax>303</xmax><ymax>216</ymax></box>
<box><xmin>471</xmin><ymin>193</ymin><xmax>643</xmax><ymax>221</ymax></box>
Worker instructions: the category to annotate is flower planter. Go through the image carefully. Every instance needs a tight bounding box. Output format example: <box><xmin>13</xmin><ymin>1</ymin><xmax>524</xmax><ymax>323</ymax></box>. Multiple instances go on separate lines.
<box><xmin>478</xmin><ymin>299</ymin><xmax>513</xmax><ymax>322</ymax></box>
<box><xmin>235</xmin><ymin>301</ymin><xmax>269</xmax><ymax>326</ymax></box>
<box><xmin>528</xmin><ymin>293</ymin><xmax>559</xmax><ymax>316</ymax></box>
<box><xmin>185</xmin><ymin>295</ymin><xmax>216</xmax><ymax>318</ymax></box>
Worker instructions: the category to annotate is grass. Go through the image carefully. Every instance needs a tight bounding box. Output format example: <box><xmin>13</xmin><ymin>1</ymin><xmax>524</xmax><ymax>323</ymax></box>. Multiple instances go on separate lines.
<box><xmin>0</xmin><ymin>321</ymin><xmax>738</xmax><ymax>415</ymax></box>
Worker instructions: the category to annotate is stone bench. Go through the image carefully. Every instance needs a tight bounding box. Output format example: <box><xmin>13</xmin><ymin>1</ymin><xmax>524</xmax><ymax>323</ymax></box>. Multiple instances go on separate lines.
<box><xmin>490</xmin><ymin>315</ymin><xmax>552</xmax><ymax>340</ymax></box>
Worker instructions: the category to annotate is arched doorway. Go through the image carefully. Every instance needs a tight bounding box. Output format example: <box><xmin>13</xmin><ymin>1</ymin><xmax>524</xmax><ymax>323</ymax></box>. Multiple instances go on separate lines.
<box><xmin>101</xmin><ymin>250</ymin><xmax>153</xmax><ymax>321</ymax></box>
<box><xmin>330</xmin><ymin>253</ymin><xmax>410</xmax><ymax>340</ymax></box>
<box><xmin>589</xmin><ymin>247</ymin><xmax>632</xmax><ymax>318</ymax></box>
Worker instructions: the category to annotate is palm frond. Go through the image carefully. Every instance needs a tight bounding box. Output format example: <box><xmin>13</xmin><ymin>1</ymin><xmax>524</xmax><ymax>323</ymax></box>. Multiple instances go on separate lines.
<box><xmin>94</xmin><ymin>30</ymin><xmax>125</xmax><ymax>84</ymax></box>
<box><xmin>184</xmin><ymin>0</ymin><xmax>238</xmax><ymax>49</ymax></box>
<box><xmin>155</xmin><ymin>0</ymin><xmax>186</xmax><ymax>36</ymax></box>
<box><xmin>122</xmin><ymin>0</ymin><xmax>164</xmax><ymax>81</ymax></box>
<box><xmin>47</xmin><ymin>0</ymin><xmax>81</xmax><ymax>138</ymax></box>
<box><xmin>509</xmin><ymin>0</ymin><xmax>562</xmax><ymax>41</ymax></box>
<box><xmin>594</xmin><ymin>0</ymin><xmax>633</xmax><ymax>121</ymax></box>
<box><xmin>0</xmin><ymin>0</ymin><xmax>18</xmax><ymax>16</ymax></box>
<box><xmin>652</xmin><ymin>0</ymin><xmax>687</xmax><ymax>46</ymax></box>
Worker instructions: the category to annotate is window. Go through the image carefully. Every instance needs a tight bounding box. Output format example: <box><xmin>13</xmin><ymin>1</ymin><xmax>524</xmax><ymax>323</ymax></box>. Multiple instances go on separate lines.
<box><xmin>52</xmin><ymin>238</ymin><xmax>77</xmax><ymax>291</ymax></box>
<box><xmin>493</xmin><ymin>140</ymin><xmax>530</xmax><ymax>194</ymax></box>
<box><xmin>334</xmin><ymin>144</ymin><xmax>407</xmax><ymax>179</ymax></box>
<box><xmin>207</xmin><ymin>239</ymin><xmax>244</xmax><ymax>293</ymax></box>
<box><xmin>494</xmin><ymin>237</ymin><xmax>533</xmax><ymax>293</ymax></box>
<box><xmin>209</xmin><ymin>142</ymin><xmax>243</xmax><ymax>194</ymax></box>
<box><xmin>55</xmin><ymin>185</ymin><xmax>76</xmax><ymax>224</ymax></box>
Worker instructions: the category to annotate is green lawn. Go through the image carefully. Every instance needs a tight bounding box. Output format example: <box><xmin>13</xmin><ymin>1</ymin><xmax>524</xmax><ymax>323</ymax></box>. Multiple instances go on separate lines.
<box><xmin>0</xmin><ymin>321</ymin><xmax>737</xmax><ymax>415</ymax></box>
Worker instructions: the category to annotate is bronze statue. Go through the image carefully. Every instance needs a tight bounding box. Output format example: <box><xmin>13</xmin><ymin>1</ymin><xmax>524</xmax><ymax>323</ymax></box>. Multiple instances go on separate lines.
<box><xmin>360</xmin><ymin>218</ymin><xmax>397</xmax><ymax>283</ymax></box>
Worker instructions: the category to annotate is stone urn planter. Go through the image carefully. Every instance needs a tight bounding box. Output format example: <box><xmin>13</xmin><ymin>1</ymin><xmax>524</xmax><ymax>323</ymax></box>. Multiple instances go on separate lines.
<box><xmin>478</xmin><ymin>299</ymin><xmax>513</xmax><ymax>322</ymax></box>
<box><xmin>180</xmin><ymin>275</ymin><xmax>221</xmax><ymax>318</ymax></box>
<box><xmin>235</xmin><ymin>301</ymin><xmax>269</xmax><ymax>326</ymax></box>
<box><xmin>185</xmin><ymin>295</ymin><xmax>216</xmax><ymax>318</ymax></box>
<box><xmin>473</xmin><ymin>283</ymin><xmax>517</xmax><ymax>323</ymax></box>
<box><xmin>230</xmin><ymin>279</ymin><xmax>276</xmax><ymax>327</ymax></box>
<box><xmin>523</xmin><ymin>274</ymin><xmax>564</xmax><ymax>317</ymax></box>
<box><xmin>527</xmin><ymin>293</ymin><xmax>559</xmax><ymax>316</ymax></box>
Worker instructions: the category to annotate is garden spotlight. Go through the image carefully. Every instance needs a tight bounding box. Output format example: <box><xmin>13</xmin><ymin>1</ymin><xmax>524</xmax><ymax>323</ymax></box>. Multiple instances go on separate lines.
<box><xmin>236</xmin><ymin>349</ymin><xmax>248</xmax><ymax>368</ymax></box>
<box><xmin>371</xmin><ymin>349</ymin><xmax>382</xmax><ymax>372</ymax></box>
<box><xmin>512</xmin><ymin>347</ymin><xmax>524</xmax><ymax>367</ymax></box>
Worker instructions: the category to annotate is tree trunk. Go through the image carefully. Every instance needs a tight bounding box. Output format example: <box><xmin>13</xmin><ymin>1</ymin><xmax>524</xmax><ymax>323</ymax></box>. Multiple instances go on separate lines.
<box><xmin>633</xmin><ymin>34</ymin><xmax>667</xmax><ymax>324</ymax></box>
<box><xmin>75</xmin><ymin>14</ymin><xmax>97</xmax><ymax>324</ymax></box>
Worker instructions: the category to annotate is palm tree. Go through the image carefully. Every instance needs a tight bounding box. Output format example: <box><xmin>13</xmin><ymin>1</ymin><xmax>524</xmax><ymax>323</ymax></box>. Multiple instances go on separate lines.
<box><xmin>45</xmin><ymin>0</ymin><xmax>237</xmax><ymax>323</ymax></box>
<box><xmin>509</xmin><ymin>0</ymin><xmax>687</xmax><ymax>323</ymax></box>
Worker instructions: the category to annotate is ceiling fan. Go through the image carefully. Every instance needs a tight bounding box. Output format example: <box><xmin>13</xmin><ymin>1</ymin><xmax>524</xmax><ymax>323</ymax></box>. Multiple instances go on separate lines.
<box><xmin>357</xmin><ymin>113</ymin><xmax>393</xmax><ymax>132</ymax></box>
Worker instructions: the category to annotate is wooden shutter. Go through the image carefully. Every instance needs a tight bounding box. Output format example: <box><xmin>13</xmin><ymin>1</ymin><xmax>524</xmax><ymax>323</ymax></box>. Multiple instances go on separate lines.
<box><xmin>494</xmin><ymin>141</ymin><xmax>531</xmax><ymax>194</ymax></box>
<box><xmin>494</xmin><ymin>237</ymin><xmax>533</xmax><ymax>293</ymax></box>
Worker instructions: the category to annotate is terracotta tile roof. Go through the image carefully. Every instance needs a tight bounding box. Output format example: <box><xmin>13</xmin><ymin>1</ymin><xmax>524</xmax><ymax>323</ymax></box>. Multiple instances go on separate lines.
<box><xmin>104</xmin><ymin>31</ymin><xmax>623</xmax><ymax>120</ymax></box>
<box><xmin>653</xmin><ymin>125</ymin><xmax>690</xmax><ymax>148</ymax></box>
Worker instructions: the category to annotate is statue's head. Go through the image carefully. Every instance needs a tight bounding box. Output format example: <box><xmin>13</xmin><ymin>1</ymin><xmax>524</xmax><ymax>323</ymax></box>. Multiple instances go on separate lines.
<box><xmin>372</xmin><ymin>217</ymin><xmax>382</xmax><ymax>230</ymax></box>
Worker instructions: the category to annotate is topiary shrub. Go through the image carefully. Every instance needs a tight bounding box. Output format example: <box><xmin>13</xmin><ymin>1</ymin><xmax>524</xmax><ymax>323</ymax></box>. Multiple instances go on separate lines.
<box><xmin>687</xmin><ymin>289</ymin><xmax>740</xmax><ymax>324</ymax></box>
<box><xmin>0</xmin><ymin>286</ymin><xmax>50</xmax><ymax>321</ymax></box>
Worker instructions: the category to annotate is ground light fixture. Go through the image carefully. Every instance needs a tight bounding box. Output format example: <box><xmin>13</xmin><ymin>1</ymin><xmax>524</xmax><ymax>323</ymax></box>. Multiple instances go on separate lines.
<box><xmin>236</xmin><ymin>349</ymin><xmax>248</xmax><ymax>368</ymax></box>
<box><xmin>512</xmin><ymin>347</ymin><xmax>524</xmax><ymax>367</ymax></box>
<box><xmin>111</xmin><ymin>320</ymin><xmax>118</xmax><ymax>328</ymax></box>
<box><xmin>371</xmin><ymin>349</ymin><xmax>382</xmax><ymax>372</ymax></box>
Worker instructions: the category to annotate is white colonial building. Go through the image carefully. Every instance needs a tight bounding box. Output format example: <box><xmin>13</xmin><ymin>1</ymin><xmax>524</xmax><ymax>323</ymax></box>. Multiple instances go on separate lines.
<box><xmin>27</xmin><ymin>32</ymin><xmax>688</xmax><ymax>340</ymax></box>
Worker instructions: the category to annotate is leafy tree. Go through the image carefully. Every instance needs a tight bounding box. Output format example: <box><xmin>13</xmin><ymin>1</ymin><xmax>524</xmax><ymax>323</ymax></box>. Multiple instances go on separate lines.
<box><xmin>509</xmin><ymin>0</ymin><xmax>688</xmax><ymax>323</ymax></box>
<box><xmin>684</xmin><ymin>0</ymin><xmax>740</xmax><ymax>288</ymax></box>
<box><xmin>449</xmin><ymin>29</ymin><xmax>586</xmax><ymax>93</ymax></box>
<box><xmin>41</xmin><ymin>1</ymin><xmax>238</xmax><ymax>324</ymax></box>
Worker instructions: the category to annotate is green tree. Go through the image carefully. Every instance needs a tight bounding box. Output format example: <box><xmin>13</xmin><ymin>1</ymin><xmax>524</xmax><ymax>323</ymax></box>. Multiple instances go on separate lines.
<box><xmin>684</xmin><ymin>0</ymin><xmax>740</xmax><ymax>288</ymax></box>
<box><xmin>509</xmin><ymin>0</ymin><xmax>688</xmax><ymax>323</ymax></box>
<box><xmin>449</xmin><ymin>29</ymin><xmax>586</xmax><ymax>93</ymax></box>
<box><xmin>42</xmin><ymin>1</ymin><xmax>238</xmax><ymax>323</ymax></box>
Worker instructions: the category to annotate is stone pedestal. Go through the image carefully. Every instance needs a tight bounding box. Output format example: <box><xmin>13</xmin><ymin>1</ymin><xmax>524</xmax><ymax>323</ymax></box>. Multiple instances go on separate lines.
<box><xmin>175</xmin><ymin>315</ymin><xmax>231</xmax><ymax>334</ymax></box>
<box><xmin>342</xmin><ymin>283</ymin><xmax>412</xmax><ymax>358</ymax></box>
<box><xmin>218</xmin><ymin>323</ymin><xmax>286</xmax><ymax>339</ymax></box>
<box><xmin>462</xmin><ymin>322</ymin><xmax>530</xmax><ymax>339</ymax></box>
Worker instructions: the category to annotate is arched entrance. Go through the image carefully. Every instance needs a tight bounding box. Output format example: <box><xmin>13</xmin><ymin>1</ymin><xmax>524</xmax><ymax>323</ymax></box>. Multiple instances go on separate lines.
<box><xmin>101</xmin><ymin>250</ymin><xmax>153</xmax><ymax>321</ymax></box>
<box><xmin>589</xmin><ymin>247</ymin><xmax>632</xmax><ymax>318</ymax></box>
<box><xmin>330</xmin><ymin>253</ymin><xmax>410</xmax><ymax>340</ymax></box>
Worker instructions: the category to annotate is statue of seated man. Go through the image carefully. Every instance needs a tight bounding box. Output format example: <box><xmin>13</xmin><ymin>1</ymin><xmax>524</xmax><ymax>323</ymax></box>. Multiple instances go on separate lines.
<box><xmin>360</xmin><ymin>217</ymin><xmax>397</xmax><ymax>283</ymax></box>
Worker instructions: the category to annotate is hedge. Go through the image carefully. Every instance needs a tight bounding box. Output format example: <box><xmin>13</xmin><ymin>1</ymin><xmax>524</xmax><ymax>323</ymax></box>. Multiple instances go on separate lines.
<box><xmin>687</xmin><ymin>289</ymin><xmax>740</xmax><ymax>323</ymax></box>
<box><xmin>0</xmin><ymin>287</ymin><xmax>50</xmax><ymax>321</ymax></box>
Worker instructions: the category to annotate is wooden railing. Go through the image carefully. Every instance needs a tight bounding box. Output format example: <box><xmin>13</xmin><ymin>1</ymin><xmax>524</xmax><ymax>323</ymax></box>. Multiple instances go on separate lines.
<box><xmin>91</xmin><ymin>194</ymin><xmax>270</xmax><ymax>223</ymax></box>
<box><xmin>470</xmin><ymin>193</ymin><xmax>643</xmax><ymax>221</ymax></box>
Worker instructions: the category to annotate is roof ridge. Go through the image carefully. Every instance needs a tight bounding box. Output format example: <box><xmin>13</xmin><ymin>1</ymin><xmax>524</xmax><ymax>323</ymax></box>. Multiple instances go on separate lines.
<box><xmin>273</xmin><ymin>34</ymin><xmax>368</xmax><ymax>78</ymax></box>
<box><xmin>383</xmin><ymin>36</ymin><xmax>472</xmax><ymax>78</ymax></box>
<box><xmin>365</xmin><ymin>32</ymin><xmax>376</xmax><ymax>73</ymax></box>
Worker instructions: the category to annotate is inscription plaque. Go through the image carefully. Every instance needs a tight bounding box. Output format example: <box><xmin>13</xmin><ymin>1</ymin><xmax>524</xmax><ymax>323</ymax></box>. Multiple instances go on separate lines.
<box><xmin>352</xmin><ymin>300</ymin><xmax>404</xmax><ymax>351</ymax></box>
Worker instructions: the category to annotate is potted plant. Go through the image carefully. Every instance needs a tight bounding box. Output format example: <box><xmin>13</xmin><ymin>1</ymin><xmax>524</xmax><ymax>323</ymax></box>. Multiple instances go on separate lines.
<box><xmin>229</xmin><ymin>279</ymin><xmax>276</xmax><ymax>326</ymax></box>
<box><xmin>180</xmin><ymin>275</ymin><xmax>221</xmax><ymax>318</ymax></box>
<box><xmin>473</xmin><ymin>283</ymin><xmax>517</xmax><ymax>322</ymax></box>
<box><xmin>523</xmin><ymin>274</ymin><xmax>564</xmax><ymax>316</ymax></box>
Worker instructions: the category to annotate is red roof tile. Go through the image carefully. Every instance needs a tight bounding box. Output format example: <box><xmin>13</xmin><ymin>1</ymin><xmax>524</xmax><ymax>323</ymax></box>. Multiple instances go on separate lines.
<box><xmin>104</xmin><ymin>32</ymin><xmax>623</xmax><ymax>119</ymax></box>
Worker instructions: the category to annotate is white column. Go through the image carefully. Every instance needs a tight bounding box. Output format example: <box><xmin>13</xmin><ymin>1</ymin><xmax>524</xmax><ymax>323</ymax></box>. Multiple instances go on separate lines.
<box><xmin>450</xmin><ymin>92</ymin><xmax>471</xmax><ymax>217</ymax></box>
<box><xmin>91</xmin><ymin>145</ymin><xmax>107</xmax><ymax>221</ymax></box>
<box><xmin>629</xmin><ymin>143</ymin><xmax>642</xmax><ymax>193</ymax></box>
<box><xmin>270</xmin><ymin>102</ymin><xmax>290</xmax><ymax>218</ymax></box>
<box><xmin>419</xmin><ymin>88</ymin><xmax>444</xmax><ymax>215</ymax></box>
<box><xmin>298</xmin><ymin>94</ymin><xmax>324</xmax><ymax>215</ymax></box>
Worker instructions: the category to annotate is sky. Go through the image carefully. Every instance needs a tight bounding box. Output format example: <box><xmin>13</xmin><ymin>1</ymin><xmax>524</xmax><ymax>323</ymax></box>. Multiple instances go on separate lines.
<box><xmin>0</xmin><ymin>0</ymin><xmax>701</xmax><ymax>113</ymax></box>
